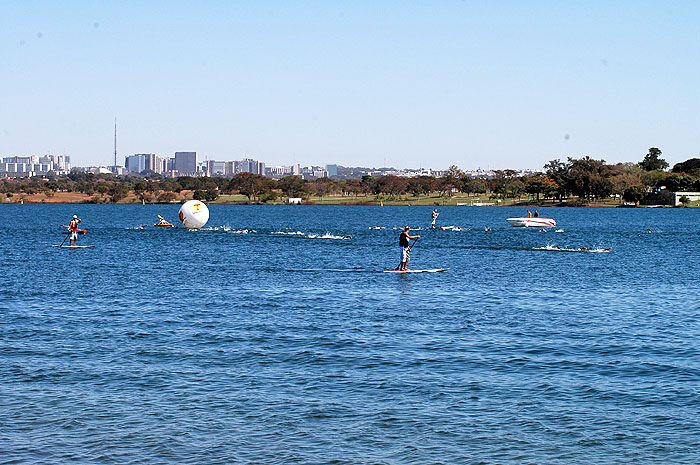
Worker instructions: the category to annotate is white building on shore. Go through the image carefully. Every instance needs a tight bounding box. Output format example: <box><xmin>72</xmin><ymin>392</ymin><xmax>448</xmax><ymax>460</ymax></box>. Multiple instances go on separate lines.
<box><xmin>0</xmin><ymin>155</ymin><xmax>71</xmax><ymax>177</ymax></box>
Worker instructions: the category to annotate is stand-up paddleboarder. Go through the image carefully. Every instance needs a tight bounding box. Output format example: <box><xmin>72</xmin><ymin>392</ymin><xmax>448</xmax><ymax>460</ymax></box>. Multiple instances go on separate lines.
<box><xmin>68</xmin><ymin>215</ymin><xmax>81</xmax><ymax>246</ymax></box>
<box><xmin>397</xmin><ymin>226</ymin><xmax>420</xmax><ymax>271</ymax></box>
<box><xmin>431</xmin><ymin>209</ymin><xmax>439</xmax><ymax>229</ymax></box>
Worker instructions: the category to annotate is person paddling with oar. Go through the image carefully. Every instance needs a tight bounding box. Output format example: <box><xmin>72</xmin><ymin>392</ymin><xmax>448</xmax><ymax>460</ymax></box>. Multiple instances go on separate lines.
<box><xmin>397</xmin><ymin>226</ymin><xmax>420</xmax><ymax>271</ymax></box>
<box><xmin>67</xmin><ymin>214</ymin><xmax>81</xmax><ymax>246</ymax></box>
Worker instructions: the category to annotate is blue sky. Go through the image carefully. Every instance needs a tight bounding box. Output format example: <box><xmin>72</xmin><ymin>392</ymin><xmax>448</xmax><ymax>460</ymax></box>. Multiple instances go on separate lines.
<box><xmin>2</xmin><ymin>1</ymin><xmax>699</xmax><ymax>170</ymax></box>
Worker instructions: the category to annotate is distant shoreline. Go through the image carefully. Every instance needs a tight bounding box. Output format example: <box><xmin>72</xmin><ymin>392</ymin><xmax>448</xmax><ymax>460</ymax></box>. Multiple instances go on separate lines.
<box><xmin>0</xmin><ymin>187</ymin><xmax>687</xmax><ymax>207</ymax></box>
<box><xmin>0</xmin><ymin>199</ymin><xmax>676</xmax><ymax>208</ymax></box>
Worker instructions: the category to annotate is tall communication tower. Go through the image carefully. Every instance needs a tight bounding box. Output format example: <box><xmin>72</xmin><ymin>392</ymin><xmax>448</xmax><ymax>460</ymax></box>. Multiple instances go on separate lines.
<box><xmin>113</xmin><ymin>118</ymin><xmax>117</xmax><ymax>168</ymax></box>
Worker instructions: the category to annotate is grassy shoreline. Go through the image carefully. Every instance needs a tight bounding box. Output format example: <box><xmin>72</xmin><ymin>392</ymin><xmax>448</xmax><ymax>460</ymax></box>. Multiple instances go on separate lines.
<box><xmin>0</xmin><ymin>191</ymin><xmax>683</xmax><ymax>207</ymax></box>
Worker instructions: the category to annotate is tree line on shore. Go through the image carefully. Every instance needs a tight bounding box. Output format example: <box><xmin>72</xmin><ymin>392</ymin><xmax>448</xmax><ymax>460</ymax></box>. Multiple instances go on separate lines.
<box><xmin>2</xmin><ymin>148</ymin><xmax>700</xmax><ymax>205</ymax></box>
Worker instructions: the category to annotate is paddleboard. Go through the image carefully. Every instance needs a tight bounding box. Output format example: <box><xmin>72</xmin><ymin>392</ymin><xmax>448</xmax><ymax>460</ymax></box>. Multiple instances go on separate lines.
<box><xmin>53</xmin><ymin>245</ymin><xmax>95</xmax><ymax>248</ymax></box>
<box><xmin>384</xmin><ymin>268</ymin><xmax>448</xmax><ymax>273</ymax></box>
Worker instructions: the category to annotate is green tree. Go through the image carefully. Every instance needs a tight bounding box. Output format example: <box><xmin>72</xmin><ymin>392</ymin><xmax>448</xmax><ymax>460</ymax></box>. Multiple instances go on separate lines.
<box><xmin>205</xmin><ymin>189</ymin><xmax>219</xmax><ymax>202</ymax></box>
<box><xmin>491</xmin><ymin>169</ymin><xmax>517</xmax><ymax>200</ymax></box>
<box><xmin>524</xmin><ymin>174</ymin><xmax>557</xmax><ymax>201</ymax></box>
<box><xmin>361</xmin><ymin>175</ymin><xmax>376</xmax><ymax>195</ymax></box>
<box><xmin>407</xmin><ymin>176</ymin><xmax>436</xmax><ymax>199</ymax></box>
<box><xmin>641</xmin><ymin>169</ymin><xmax>668</xmax><ymax>191</ymax></box>
<box><xmin>278</xmin><ymin>175</ymin><xmax>307</xmax><ymax>198</ymax></box>
<box><xmin>462</xmin><ymin>177</ymin><xmax>487</xmax><ymax>196</ymax></box>
<box><xmin>311</xmin><ymin>178</ymin><xmax>336</xmax><ymax>200</ymax></box>
<box><xmin>108</xmin><ymin>183</ymin><xmax>128</xmax><ymax>203</ymax></box>
<box><xmin>375</xmin><ymin>175</ymin><xmax>407</xmax><ymax>197</ymax></box>
<box><xmin>672</xmin><ymin>158</ymin><xmax>700</xmax><ymax>176</ymax></box>
<box><xmin>228</xmin><ymin>172</ymin><xmax>267</xmax><ymax>202</ymax></box>
<box><xmin>439</xmin><ymin>165</ymin><xmax>464</xmax><ymax>197</ymax></box>
<box><xmin>157</xmin><ymin>191</ymin><xmax>177</xmax><ymax>203</ymax></box>
<box><xmin>664</xmin><ymin>173</ymin><xmax>694</xmax><ymax>192</ymax></box>
<box><xmin>343</xmin><ymin>179</ymin><xmax>363</xmax><ymax>198</ymax></box>
<box><xmin>133</xmin><ymin>180</ymin><xmax>148</xmax><ymax>202</ymax></box>
<box><xmin>567</xmin><ymin>157</ymin><xmax>609</xmax><ymax>200</ymax></box>
<box><xmin>623</xmin><ymin>185</ymin><xmax>646</xmax><ymax>204</ymax></box>
<box><xmin>639</xmin><ymin>147</ymin><xmax>669</xmax><ymax>171</ymax></box>
<box><xmin>544</xmin><ymin>159</ymin><xmax>571</xmax><ymax>200</ymax></box>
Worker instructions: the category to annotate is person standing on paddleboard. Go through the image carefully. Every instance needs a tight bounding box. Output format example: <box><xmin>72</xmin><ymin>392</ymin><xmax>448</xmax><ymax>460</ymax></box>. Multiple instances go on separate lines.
<box><xmin>398</xmin><ymin>226</ymin><xmax>420</xmax><ymax>271</ymax></box>
<box><xmin>431</xmin><ymin>209</ymin><xmax>439</xmax><ymax>229</ymax></box>
<box><xmin>68</xmin><ymin>215</ymin><xmax>81</xmax><ymax>246</ymax></box>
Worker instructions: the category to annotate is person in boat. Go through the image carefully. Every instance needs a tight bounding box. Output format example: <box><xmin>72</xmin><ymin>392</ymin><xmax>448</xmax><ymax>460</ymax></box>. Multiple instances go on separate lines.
<box><xmin>431</xmin><ymin>209</ymin><xmax>439</xmax><ymax>229</ymax></box>
<box><xmin>534</xmin><ymin>210</ymin><xmax>539</xmax><ymax>217</ymax></box>
<box><xmin>527</xmin><ymin>210</ymin><xmax>532</xmax><ymax>218</ymax></box>
<box><xmin>157</xmin><ymin>215</ymin><xmax>169</xmax><ymax>225</ymax></box>
<box><xmin>68</xmin><ymin>214</ymin><xmax>81</xmax><ymax>246</ymax></box>
<box><xmin>397</xmin><ymin>226</ymin><xmax>420</xmax><ymax>271</ymax></box>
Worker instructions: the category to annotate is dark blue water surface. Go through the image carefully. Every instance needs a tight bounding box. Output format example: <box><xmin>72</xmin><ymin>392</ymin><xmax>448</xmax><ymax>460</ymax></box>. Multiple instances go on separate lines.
<box><xmin>2</xmin><ymin>204</ymin><xmax>699</xmax><ymax>464</ymax></box>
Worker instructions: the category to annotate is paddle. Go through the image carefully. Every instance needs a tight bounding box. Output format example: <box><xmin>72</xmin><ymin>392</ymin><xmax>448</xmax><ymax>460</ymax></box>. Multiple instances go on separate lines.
<box><xmin>60</xmin><ymin>225</ymin><xmax>86</xmax><ymax>235</ymax></box>
<box><xmin>59</xmin><ymin>227</ymin><xmax>70</xmax><ymax>247</ymax></box>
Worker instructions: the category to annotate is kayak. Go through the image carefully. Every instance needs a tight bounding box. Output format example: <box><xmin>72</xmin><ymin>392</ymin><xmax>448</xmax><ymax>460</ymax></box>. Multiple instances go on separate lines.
<box><xmin>154</xmin><ymin>222</ymin><xmax>174</xmax><ymax>227</ymax></box>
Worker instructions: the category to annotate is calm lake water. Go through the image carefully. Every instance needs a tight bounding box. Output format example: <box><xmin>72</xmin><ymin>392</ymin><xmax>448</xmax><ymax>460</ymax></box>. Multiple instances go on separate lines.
<box><xmin>2</xmin><ymin>204</ymin><xmax>699</xmax><ymax>464</ymax></box>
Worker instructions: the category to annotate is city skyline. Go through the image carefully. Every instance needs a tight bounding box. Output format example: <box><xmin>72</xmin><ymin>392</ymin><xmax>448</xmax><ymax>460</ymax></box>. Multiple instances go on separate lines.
<box><xmin>2</xmin><ymin>1</ymin><xmax>700</xmax><ymax>170</ymax></box>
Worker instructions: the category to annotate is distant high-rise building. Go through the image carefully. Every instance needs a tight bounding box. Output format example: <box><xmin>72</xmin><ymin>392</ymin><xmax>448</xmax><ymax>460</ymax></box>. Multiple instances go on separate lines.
<box><xmin>206</xmin><ymin>160</ymin><xmax>226</xmax><ymax>176</ymax></box>
<box><xmin>326</xmin><ymin>164</ymin><xmax>337</xmax><ymax>177</ymax></box>
<box><xmin>224</xmin><ymin>161</ymin><xmax>235</xmax><ymax>176</ymax></box>
<box><xmin>234</xmin><ymin>158</ymin><xmax>265</xmax><ymax>175</ymax></box>
<box><xmin>125</xmin><ymin>154</ymin><xmax>146</xmax><ymax>174</ymax></box>
<box><xmin>266</xmin><ymin>165</ymin><xmax>293</xmax><ymax>177</ymax></box>
<box><xmin>175</xmin><ymin>151</ymin><xmax>197</xmax><ymax>175</ymax></box>
<box><xmin>124</xmin><ymin>153</ymin><xmax>163</xmax><ymax>174</ymax></box>
<box><xmin>143</xmin><ymin>153</ymin><xmax>157</xmax><ymax>173</ymax></box>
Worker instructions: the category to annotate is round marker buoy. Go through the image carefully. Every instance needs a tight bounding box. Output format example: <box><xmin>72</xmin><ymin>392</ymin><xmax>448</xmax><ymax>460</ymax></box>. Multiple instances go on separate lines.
<box><xmin>179</xmin><ymin>200</ymin><xmax>210</xmax><ymax>229</ymax></box>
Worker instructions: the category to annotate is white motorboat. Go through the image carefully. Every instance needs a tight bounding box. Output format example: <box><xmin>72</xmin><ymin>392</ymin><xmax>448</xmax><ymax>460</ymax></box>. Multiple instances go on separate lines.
<box><xmin>506</xmin><ymin>217</ymin><xmax>556</xmax><ymax>228</ymax></box>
